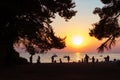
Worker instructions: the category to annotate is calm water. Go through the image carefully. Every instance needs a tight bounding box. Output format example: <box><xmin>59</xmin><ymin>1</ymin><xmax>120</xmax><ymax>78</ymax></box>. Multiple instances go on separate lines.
<box><xmin>20</xmin><ymin>52</ymin><xmax>120</xmax><ymax>63</ymax></box>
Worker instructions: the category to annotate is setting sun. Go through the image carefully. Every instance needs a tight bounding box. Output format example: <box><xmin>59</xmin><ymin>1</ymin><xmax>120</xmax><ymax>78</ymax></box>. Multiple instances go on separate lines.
<box><xmin>65</xmin><ymin>33</ymin><xmax>92</xmax><ymax>50</ymax></box>
<box><xmin>72</xmin><ymin>36</ymin><xmax>83</xmax><ymax>46</ymax></box>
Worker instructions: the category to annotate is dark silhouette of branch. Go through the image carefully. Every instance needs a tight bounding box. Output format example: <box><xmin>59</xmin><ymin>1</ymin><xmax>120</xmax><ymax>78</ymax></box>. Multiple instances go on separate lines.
<box><xmin>89</xmin><ymin>0</ymin><xmax>120</xmax><ymax>52</ymax></box>
<box><xmin>0</xmin><ymin>0</ymin><xmax>76</xmax><ymax>64</ymax></box>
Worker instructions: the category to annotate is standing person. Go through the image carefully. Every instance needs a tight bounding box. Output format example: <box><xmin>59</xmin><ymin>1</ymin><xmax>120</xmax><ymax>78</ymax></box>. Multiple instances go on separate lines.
<box><xmin>84</xmin><ymin>54</ymin><xmax>89</xmax><ymax>63</ymax></box>
<box><xmin>92</xmin><ymin>56</ymin><xmax>95</xmax><ymax>64</ymax></box>
<box><xmin>36</xmin><ymin>56</ymin><xmax>40</xmax><ymax>64</ymax></box>
<box><xmin>67</xmin><ymin>56</ymin><xmax>70</xmax><ymax>63</ymax></box>
<box><xmin>64</xmin><ymin>55</ymin><xmax>70</xmax><ymax>63</ymax></box>
<box><xmin>30</xmin><ymin>55</ymin><xmax>32</xmax><ymax>64</ymax></box>
<box><xmin>59</xmin><ymin>58</ymin><xmax>62</xmax><ymax>63</ymax></box>
<box><xmin>51</xmin><ymin>55</ymin><xmax>54</xmax><ymax>63</ymax></box>
<box><xmin>104</xmin><ymin>55</ymin><xmax>110</xmax><ymax>62</ymax></box>
<box><xmin>106</xmin><ymin>55</ymin><xmax>110</xmax><ymax>62</ymax></box>
<box><xmin>51</xmin><ymin>54</ymin><xmax>57</xmax><ymax>63</ymax></box>
<box><xmin>96</xmin><ymin>59</ymin><xmax>99</xmax><ymax>63</ymax></box>
<box><xmin>81</xmin><ymin>58</ymin><xmax>84</xmax><ymax>63</ymax></box>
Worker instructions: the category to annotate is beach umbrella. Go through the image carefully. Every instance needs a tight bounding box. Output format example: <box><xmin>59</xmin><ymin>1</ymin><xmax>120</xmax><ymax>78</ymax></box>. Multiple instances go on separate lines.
<box><xmin>53</xmin><ymin>54</ymin><xmax>58</xmax><ymax>57</ymax></box>
<box><xmin>63</xmin><ymin>56</ymin><xmax>68</xmax><ymax>58</ymax></box>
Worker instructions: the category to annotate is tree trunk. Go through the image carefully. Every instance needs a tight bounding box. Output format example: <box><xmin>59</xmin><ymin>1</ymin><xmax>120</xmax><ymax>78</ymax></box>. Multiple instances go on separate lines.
<box><xmin>0</xmin><ymin>39</ymin><xmax>28</xmax><ymax>65</ymax></box>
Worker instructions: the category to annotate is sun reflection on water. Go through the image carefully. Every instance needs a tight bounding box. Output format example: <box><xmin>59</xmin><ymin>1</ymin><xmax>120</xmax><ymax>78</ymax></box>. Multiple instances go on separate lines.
<box><xmin>75</xmin><ymin>52</ymin><xmax>82</xmax><ymax>62</ymax></box>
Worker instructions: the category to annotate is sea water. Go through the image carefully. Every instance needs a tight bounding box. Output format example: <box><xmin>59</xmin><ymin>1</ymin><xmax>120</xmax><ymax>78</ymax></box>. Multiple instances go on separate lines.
<box><xmin>20</xmin><ymin>52</ymin><xmax>120</xmax><ymax>63</ymax></box>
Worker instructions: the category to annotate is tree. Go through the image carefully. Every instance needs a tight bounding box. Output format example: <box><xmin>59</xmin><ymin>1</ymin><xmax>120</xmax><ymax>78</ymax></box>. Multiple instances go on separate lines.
<box><xmin>0</xmin><ymin>0</ymin><xmax>76</xmax><ymax>64</ymax></box>
<box><xmin>89</xmin><ymin>0</ymin><xmax>120</xmax><ymax>52</ymax></box>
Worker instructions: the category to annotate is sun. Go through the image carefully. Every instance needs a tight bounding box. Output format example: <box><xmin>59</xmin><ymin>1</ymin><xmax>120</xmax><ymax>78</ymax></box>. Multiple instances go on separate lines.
<box><xmin>72</xmin><ymin>36</ymin><xmax>83</xmax><ymax>46</ymax></box>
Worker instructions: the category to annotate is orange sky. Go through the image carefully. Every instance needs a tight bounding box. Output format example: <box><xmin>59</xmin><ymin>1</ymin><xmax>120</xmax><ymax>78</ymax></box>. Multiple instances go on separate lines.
<box><xmin>49</xmin><ymin>0</ymin><xmax>120</xmax><ymax>53</ymax></box>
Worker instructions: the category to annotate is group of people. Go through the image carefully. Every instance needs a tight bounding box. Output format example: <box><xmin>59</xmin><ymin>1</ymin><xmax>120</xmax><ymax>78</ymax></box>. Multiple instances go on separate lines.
<box><xmin>29</xmin><ymin>54</ymin><xmax>110</xmax><ymax>64</ymax></box>
<box><xmin>83</xmin><ymin>54</ymin><xmax>110</xmax><ymax>63</ymax></box>
<box><xmin>30</xmin><ymin>55</ymin><xmax>41</xmax><ymax>64</ymax></box>
<box><xmin>51</xmin><ymin>55</ymin><xmax>70</xmax><ymax>63</ymax></box>
<box><xmin>82</xmin><ymin>54</ymin><xmax>98</xmax><ymax>63</ymax></box>
<box><xmin>51</xmin><ymin>54</ymin><xmax>110</xmax><ymax>64</ymax></box>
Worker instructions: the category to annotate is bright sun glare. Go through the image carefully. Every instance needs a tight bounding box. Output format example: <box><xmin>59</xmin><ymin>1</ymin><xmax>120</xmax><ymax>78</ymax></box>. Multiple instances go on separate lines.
<box><xmin>72</xmin><ymin>36</ymin><xmax>83</xmax><ymax>46</ymax></box>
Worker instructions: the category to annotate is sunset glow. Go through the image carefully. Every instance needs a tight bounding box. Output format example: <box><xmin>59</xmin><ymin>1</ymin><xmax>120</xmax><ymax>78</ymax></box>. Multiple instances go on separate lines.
<box><xmin>72</xmin><ymin>36</ymin><xmax>83</xmax><ymax>46</ymax></box>
<box><xmin>50</xmin><ymin>0</ymin><xmax>120</xmax><ymax>53</ymax></box>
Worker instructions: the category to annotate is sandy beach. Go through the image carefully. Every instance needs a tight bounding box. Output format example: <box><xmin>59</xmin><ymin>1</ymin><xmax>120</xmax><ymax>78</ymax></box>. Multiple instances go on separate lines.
<box><xmin>0</xmin><ymin>63</ymin><xmax>120</xmax><ymax>80</ymax></box>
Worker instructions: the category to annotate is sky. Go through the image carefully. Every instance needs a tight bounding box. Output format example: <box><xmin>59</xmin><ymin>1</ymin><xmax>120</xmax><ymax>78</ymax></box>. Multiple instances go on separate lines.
<box><xmin>49</xmin><ymin>0</ymin><xmax>120</xmax><ymax>53</ymax></box>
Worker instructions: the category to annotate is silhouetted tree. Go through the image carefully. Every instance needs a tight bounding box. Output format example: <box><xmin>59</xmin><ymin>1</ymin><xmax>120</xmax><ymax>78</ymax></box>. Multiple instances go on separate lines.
<box><xmin>89</xmin><ymin>0</ymin><xmax>120</xmax><ymax>52</ymax></box>
<box><xmin>0</xmin><ymin>0</ymin><xmax>76</xmax><ymax>64</ymax></box>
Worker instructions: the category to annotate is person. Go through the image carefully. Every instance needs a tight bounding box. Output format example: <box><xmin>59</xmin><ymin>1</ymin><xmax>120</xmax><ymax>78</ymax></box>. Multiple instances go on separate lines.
<box><xmin>106</xmin><ymin>55</ymin><xmax>110</xmax><ymax>62</ymax></box>
<box><xmin>63</xmin><ymin>55</ymin><xmax>70</xmax><ymax>63</ymax></box>
<box><xmin>51</xmin><ymin>54</ymin><xmax>57</xmax><ymax>63</ymax></box>
<box><xmin>67</xmin><ymin>56</ymin><xmax>70</xmax><ymax>63</ymax></box>
<box><xmin>104</xmin><ymin>55</ymin><xmax>110</xmax><ymax>62</ymax></box>
<box><xmin>36</xmin><ymin>56</ymin><xmax>40</xmax><ymax>64</ymax></box>
<box><xmin>96</xmin><ymin>59</ymin><xmax>99</xmax><ymax>63</ymax></box>
<box><xmin>30</xmin><ymin>55</ymin><xmax>32</xmax><ymax>64</ymax></box>
<box><xmin>81</xmin><ymin>58</ymin><xmax>84</xmax><ymax>63</ymax></box>
<box><xmin>92</xmin><ymin>56</ymin><xmax>95</xmax><ymax>64</ymax></box>
<box><xmin>51</xmin><ymin>56</ymin><xmax>54</xmax><ymax>63</ymax></box>
<box><xmin>59</xmin><ymin>58</ymin><xmax>62</xmax><ymax>63</ymax></box>
<box><xmin>84</xmin><ymin>54</ymin><xmax>89</xmax><ymax>63</ymax></box>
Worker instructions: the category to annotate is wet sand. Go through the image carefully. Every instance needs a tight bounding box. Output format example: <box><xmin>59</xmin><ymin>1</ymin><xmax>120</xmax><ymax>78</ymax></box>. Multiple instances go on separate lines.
<box><xmin>0</xmin><ymin>63</ymin><xmax>120</xmax><ymax>80</ymax></box>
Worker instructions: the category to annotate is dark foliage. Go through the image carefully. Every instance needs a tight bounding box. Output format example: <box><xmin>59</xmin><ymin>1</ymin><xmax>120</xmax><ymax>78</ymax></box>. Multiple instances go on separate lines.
<box><xmin>0</xmin><ymin>0</ymin><xmax>76</xmax><ymax>64</ymax></box>
<box><xmin>89</xmin><ymin>0</ymin><xmax>120</xmax><ymax>52</ymax></box>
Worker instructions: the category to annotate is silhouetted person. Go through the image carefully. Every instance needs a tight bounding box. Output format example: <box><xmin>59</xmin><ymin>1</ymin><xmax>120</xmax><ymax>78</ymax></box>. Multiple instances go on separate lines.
<box><xmin>54</xmin><ymin>60</ymin><xmax>57</xmax><ymax>63</ymax></box>
<box><xmin>51</xmin><ymin>56</ymin><xmax>54</xmax><ymax>63</ymax></box>
<box><xmin>96</xmin><ymin>59</ymin><xmax>99</xmax><ymax>63</ymax></box>
<box><xmin>107</xmin><ymin>55</ymin><xmax>110</xmax><ymax>62</ymax></box>
<box><xmin>30</xmin><ymin>55</ymin><xmax>33</xmax><ymax>64</ymax></box>
<box><xmin>84</xmin><ymin>54</ymin><xmax>89</xmax><ymax>63</ymax></box>
<box><xmin>59</xmin><ymin>58</ymin><xmax>62</xmax><ymax>63</ymax></box>
<box><xmin>104</xmin><ymin>55</ymin><xmax>110</xmax><ymax>62</ymax></box>
<box><xmin>113</xmin><ymin>59</ymin><xmax>117</xmax><ymax>62</ymax></box>
<box><xmin>36</xmin><ymin>56</ymin><xmax>40</xmax><ymax>64</ymax></box>
<box><xmin>67</xmin><ymin>56</ymin><xmax>70</xmax><ymax>63</ymax></box>
<box><xmin>51</xmin><ymin>54</ymin><xmax>57</xmax><ymax>63</ymax></box>
<box><xmin>64</xmin><ymin>56</ymin><xmax>70</xmax><ymax>63</ymax></box>
<box><xmin>92</xmin><ymin>56</ymin><xmax>95</xmax><ymax>64</ymax></box>
<box><xmin>81</xmin><ymin>58</ymin><xmax>84</xmax><ymax>63</ymax></box>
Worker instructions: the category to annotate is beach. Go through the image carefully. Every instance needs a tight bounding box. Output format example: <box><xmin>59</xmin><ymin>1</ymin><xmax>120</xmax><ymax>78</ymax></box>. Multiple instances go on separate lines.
<box><xmin>0</xmin><ymin>63</ymin><xmax>120</xmax><ymax>80</ymax></box>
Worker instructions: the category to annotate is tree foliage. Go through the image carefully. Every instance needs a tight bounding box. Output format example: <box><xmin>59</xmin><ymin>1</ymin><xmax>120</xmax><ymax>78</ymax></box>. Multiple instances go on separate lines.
<box><xmin>89</xmin><ymin>0</ymin><xmax>120</xmax><ymax>52</ymax></box>
<box><xmin>0</xmin><ymin>0</ymin><xmax>76</xmax><ymax>54</ymax></box>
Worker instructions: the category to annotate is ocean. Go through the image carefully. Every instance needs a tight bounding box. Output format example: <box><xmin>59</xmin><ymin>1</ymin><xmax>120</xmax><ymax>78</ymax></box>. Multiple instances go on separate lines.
<box><xmin>19</xmin><ymin>52</ymin><xmax>120</xmax><ymax>63</ymax></box>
